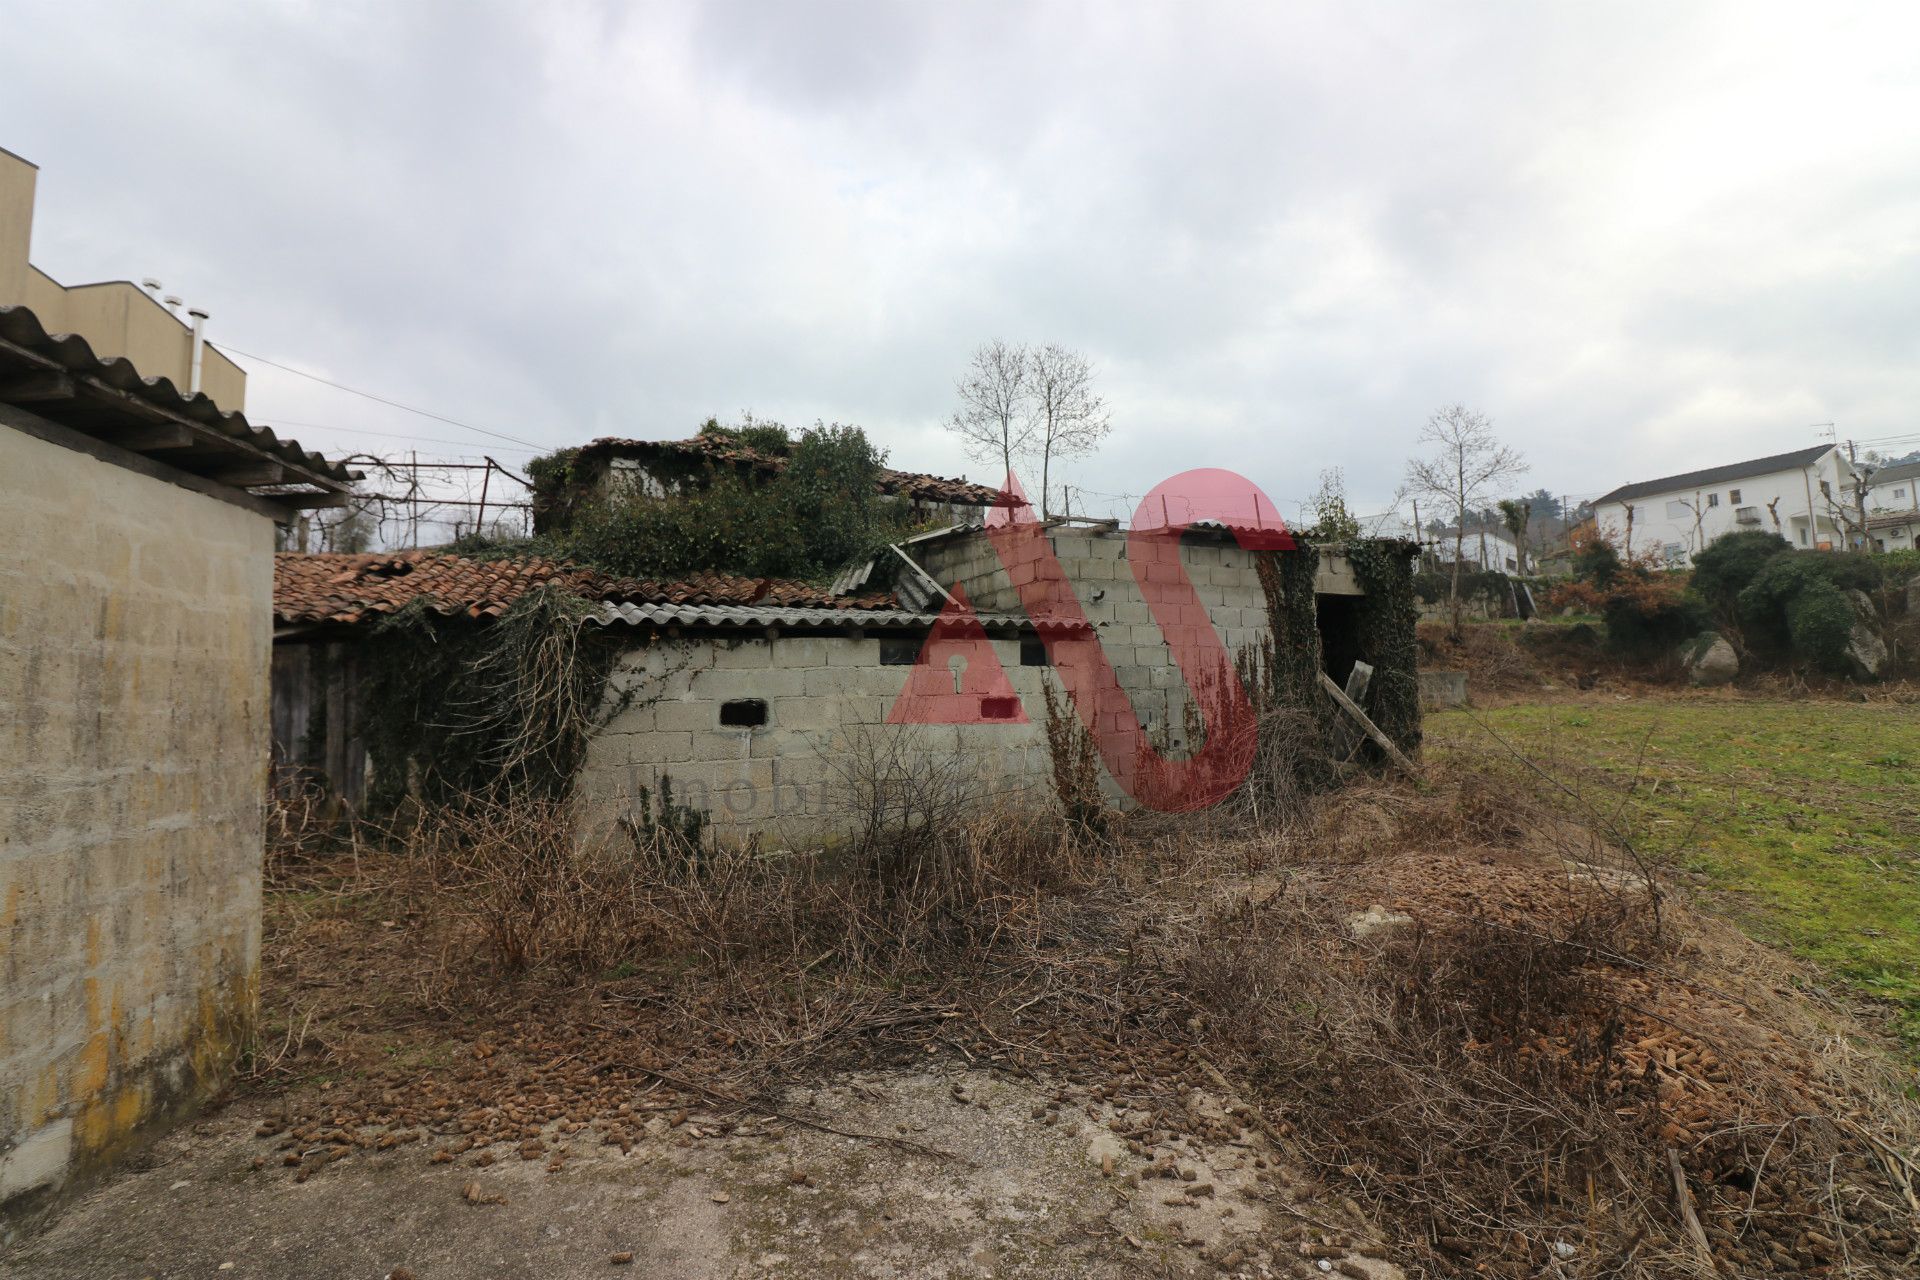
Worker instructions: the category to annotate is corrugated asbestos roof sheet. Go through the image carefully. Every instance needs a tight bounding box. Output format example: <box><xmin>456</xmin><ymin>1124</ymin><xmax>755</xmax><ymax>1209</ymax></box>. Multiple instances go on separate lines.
<box><xmin>590</xmin><ymin>601</ymin><xmax>1089</xmax><ymax>634</ymax></box>
<box><xmin>1593</xmin><ymin>445</ymin><xmax>1835</xmax><ymax>507</ymax></box>
<box><xmin>578</xmin><ymin>434</ymin><xmax>1014</xmax><ymax>507</ymax></box>
<box><xmin>274</xmin><ymin>551</ymin><xmax>893</xmax><ymax>627</ymax></box>
<box><xmin>0</xmin><ymin>304</ymin><xmax>355</xmax><ymax>493</ymax></box>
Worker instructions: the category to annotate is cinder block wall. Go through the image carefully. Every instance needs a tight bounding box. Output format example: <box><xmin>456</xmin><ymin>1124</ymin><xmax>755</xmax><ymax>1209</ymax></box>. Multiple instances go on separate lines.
<box><xmin>580</xmin><ymin>633</ymin><xmax>1057</xmax><ymax>844</ymax></box>
<box><xmin>0</xmin><ymin>427</ymin><xmax>273</xmax><ymax>1228</ymax></box>
<box><xmin>917</xmin><ymin>528</ymin><xmax>1272</xmax><ymax>747</ymax></box>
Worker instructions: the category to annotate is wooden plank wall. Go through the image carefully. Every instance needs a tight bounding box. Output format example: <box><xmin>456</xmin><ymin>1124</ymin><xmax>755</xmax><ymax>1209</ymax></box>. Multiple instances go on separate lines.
<box><xmin>269</xmin><ymin>641</ymin><xmax>367</xmax><ymax>810</ymax></box>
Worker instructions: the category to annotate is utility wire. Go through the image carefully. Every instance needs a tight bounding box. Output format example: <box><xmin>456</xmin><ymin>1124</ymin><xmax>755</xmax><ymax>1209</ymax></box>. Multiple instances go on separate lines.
<box><xmin>246</xmin><ymin>420</ymin><xmax>548</xmax><ymax>454</ymax></box>
<box><xmin>222</xmin><ymin>346</ymin><xmax>551</xmax><ymax>451</ymax></box>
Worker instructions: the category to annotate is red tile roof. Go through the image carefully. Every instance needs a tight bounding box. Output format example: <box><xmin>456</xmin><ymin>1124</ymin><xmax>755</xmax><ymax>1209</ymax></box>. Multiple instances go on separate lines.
<box><xmin>577</xmin><ymin>435</ymin><xmax>1014</xmax><ymax>507</ymax></box>
<box><xmin>274</xmin><ymin>551</ymin><xmax>887</xmax><ymax>627</ymax></box>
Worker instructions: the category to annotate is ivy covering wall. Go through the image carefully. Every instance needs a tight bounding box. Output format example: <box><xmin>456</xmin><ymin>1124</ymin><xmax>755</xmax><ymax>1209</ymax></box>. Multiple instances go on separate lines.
<box><xmin>357</xmin><ymin>589</ymin><xmax>622</xmax><ymax>812</ymax></box>
<box><xmin>1347</xmin><ymin>539</ymin><xmax>1423</xmax><ymax>756</ymax></box>
<box><xmin>1248</xmin><ymin>539</ymin><xmax>1422</xmax><ymax>783</ymax></box>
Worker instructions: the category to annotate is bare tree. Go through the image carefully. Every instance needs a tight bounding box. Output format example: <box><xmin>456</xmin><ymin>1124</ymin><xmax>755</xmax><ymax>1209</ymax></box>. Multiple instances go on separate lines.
<box><xmin>1405</xmin><ymin>405</ymin><xmax>1528</xmax><ymax>637</ymax></box>
<box><xmin>947</xmin><ymin>340</ymin><xmax>1033</xmax><ymax>493</ymax></box>
<box><xmin>1027</xmin><ymin>343</ymin><xmax>1110</xmax><ymax>518</ymax></box>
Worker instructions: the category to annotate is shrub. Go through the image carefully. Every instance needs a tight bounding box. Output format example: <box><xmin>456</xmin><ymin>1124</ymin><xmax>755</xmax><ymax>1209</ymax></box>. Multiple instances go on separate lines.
<box><xmin>564</xmin><ymin>422</ymin><xmax>921</xmax><ymax>582</ymax></box>
<box><xmin>1787</xmin><ymin>581</ymin><xmax>1857</xmax><ymax>673</ymax></box>
<box><xmin>1571</xmin><ymin>539</ymin><xmax>1622</xmax><ymax>586</ymax></box>
<box><xmin>1737</xmin><ymin>553</ymin><xmax>1858</xmax><ymax>671</ymax></box>
<box><xmin>1598</xmin><ymin>574</ymin><xmax>1713</xmax><ymax>660</ymax></box>
<box><xmin>1689</xmin><ymin>530</ymin><xmax>1790</xmax><ymax>614</ymax></box>
<box><xmin>1879</xmin><ymin>546</ymin><xmax>1920</xmax><ymax>590</ymax></box>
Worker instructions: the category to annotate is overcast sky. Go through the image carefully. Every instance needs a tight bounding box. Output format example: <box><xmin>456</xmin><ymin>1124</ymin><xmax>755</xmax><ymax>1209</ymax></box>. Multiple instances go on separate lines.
<box><xmin>5</xmin><ymin>1</ymin><xmax>1918</xmax><ymax>524</ymax></box>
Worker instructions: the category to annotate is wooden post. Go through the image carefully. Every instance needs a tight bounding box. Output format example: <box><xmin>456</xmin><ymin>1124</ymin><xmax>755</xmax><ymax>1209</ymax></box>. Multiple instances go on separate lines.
<box><xmin>1318</xmin><ymin>670</ymin><xmax>1417</xmax><ymax>776</ymax></box>
<box><xmin>475</xmin><ymin>457</ymin><xmax>494</xmax><ymax>537</ymax></box>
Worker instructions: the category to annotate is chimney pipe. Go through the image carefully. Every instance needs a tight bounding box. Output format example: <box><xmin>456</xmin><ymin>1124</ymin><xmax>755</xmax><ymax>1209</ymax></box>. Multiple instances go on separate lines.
<box><xmin>187</xmin><ymin>306</ymin><xmax>209</xmax><ymax>396</ymax></box>
<box><xmin>141</xmin><ymin>277</ymin><xmax>163</xmax><ymax>297</ymax></box>
<box><xmin>162</xmin><ymin>294</ymin><xmax>182</xmax><ymax>315</ymax></box>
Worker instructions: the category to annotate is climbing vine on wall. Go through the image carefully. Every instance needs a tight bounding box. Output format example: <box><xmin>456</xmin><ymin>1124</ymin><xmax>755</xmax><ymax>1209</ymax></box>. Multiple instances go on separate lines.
<box><xmin>1346</xmin><ymin>539</ymin><xmax>1423</xmax><ymax>756</ymax></box>
<box><xmin>1246</xmin><ymin>544</ymin><xmax>1339</xmax><ymax>792</ymax></box>
<box><xmin>358</xmin><ymin>588</ymin><xmax>625</xmax><ymax>812</ymax></box>
<box><xmin>1255</xmin><ymin>545</ymin><xmax>1325</xmax><ymax>712</ymax></box>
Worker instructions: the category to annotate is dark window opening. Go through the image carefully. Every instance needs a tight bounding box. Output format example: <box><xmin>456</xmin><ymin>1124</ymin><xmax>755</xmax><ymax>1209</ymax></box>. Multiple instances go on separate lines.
<box><xmin>879</xmin><ymin>637</ymin><xmax>920</xmax><ymax>666</ymax></box>
<box><xmin>980</xmin><ymin>696</ymin><xmax>1020</xmax><ymax>720</ymax></box>
<box><xmin>720</xmin><ymin>698</ymin><xmax>768</xmax><ymax>728</ymax></box>
<box><xmin>1020</xmin><ymin>637</ymin><xmax>1049</xmax><ymax>667</ymax></box>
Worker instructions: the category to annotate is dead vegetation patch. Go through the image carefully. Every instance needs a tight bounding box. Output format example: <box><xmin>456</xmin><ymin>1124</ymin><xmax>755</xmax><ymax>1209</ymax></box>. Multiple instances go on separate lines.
<box><xmin>251</xmin><ymin>744</ymin><xmax>1919</xmax><ymax>1277</ymax></box>
<box><xmin>1155</xmin><ymin>767</ymin><xmax>1920</xmax><ymax>1277</ymax></box>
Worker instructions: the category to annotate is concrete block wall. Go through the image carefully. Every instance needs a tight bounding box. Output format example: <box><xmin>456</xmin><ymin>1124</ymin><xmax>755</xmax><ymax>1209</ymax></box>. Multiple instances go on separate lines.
<box><xmin>578</xmin><ymin>632</ymin><xmax>1056</xmax><ymax>845</ymax></box>
<box><xmin>1</xmin><ymin>426</ymin><xmax>272</xmax><ymax>1229</ymax></box>
<box><xmin>916</xmin><ymin>528</ymin><xmax>1273</xmax><ymax>749</ymax></box>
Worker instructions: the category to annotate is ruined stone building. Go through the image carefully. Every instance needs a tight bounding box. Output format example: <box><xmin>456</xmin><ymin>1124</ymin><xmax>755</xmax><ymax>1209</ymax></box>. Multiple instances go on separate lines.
<box><xmin>270</xmin><ymin>515</ymin><xmax>1415</xmax><ymax>846</ymax></box>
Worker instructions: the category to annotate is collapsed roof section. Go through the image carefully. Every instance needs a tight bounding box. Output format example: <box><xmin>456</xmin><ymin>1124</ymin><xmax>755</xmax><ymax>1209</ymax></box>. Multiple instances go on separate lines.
<box><xmin>574</xmin><ymin>434</ymin><xmax>1015</xmax><ymax>508</ymax></box>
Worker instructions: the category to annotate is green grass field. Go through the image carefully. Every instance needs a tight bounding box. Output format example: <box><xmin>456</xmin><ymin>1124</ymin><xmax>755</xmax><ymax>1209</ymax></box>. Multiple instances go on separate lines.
<box><xmin>1428</xmin><ymin>699</ymin><xmax>1920</xmax><ymax>1042</ymax></box>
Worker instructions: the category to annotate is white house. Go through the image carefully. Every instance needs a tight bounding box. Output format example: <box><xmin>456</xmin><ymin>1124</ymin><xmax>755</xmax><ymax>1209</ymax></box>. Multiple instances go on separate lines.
<box><xmin>1864</xmin><ymin>458</ymin><xmax>1920</xmax><ymax>553</ymax></box>
<box><xmin>1591</xmin><ymin>445</ymin><xmax>1854</xmax><ymax>567</ymax></box>
<box><xmin>1442</xmin><ymin>527</ymin><xmax>1522</xmax><ymax>573</ymax></box>
<box><xmin>1359</xmin><ymin>513</ymin><xmax>1524</xmax><ymax>573</ymax></box>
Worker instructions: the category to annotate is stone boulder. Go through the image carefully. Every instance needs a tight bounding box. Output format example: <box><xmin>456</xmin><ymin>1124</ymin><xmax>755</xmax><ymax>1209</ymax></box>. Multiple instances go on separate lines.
<box><xmin>1348</xmin><ymin>903</ymin><xmax>1415</xmax><ymax>940</ymax></box>
<box><xmin>1845</xmin><ymin>590</ymin><xmax>1889</xmax><ymax>680</ymax></box>
<box><xmin>1907</xmin><ymin>573</ymin><xmax>1920</xmax><ymax>617</ymax></box>
<box><xmin>1683</xmin><ymin>632</ymin><xmax>1739</xmax><ymax>686</ymax></box>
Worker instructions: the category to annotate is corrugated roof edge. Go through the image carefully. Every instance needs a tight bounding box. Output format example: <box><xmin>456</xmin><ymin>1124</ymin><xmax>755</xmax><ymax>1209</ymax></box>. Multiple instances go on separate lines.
<box><xmin>590</xmin><ymin>601</ymin><xmax>1092</xmax><ymax>634</ymax></box>
<box><xmin>0</xmin><ymin>304</ymin><xmax>357</xmax><ymax>486</ymax></box>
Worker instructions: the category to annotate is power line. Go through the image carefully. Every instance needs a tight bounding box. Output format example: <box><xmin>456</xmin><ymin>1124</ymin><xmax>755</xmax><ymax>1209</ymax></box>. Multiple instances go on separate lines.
<box><xmin>247</xmin><ymin>420</ymin><xmax>548</xmax><ymax>454</ymax></box>
<box><xmin>222</xmin><ymin>346</ymin><xmax>551</xmax><ymax>451</ymax></box>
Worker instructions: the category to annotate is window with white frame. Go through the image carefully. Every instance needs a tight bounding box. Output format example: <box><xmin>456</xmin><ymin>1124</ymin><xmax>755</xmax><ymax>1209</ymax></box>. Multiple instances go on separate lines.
<box><xmin>1729</xmin><ymin>488</ymin><xmax>1742</xmax><ymax>503</ymax></box>
<box><xmin>1706</xmin><ymin>493</ymin><xmax>1719</xmax><ymax>507</ymax></box>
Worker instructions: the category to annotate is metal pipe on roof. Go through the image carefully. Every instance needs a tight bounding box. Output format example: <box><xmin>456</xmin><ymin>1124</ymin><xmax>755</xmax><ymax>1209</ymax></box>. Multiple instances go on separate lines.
<box><xmin>187</xmin><ymin>307</ymin><xmax>208</xmax><ymax>396</ymax></box>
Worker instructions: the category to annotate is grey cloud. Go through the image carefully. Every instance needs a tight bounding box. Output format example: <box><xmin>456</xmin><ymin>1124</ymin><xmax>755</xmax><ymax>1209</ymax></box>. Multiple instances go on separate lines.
<box><xmin>2</xmin><ymin>0</ymin><xmax>1916</xmax><ymax>516</ymax></box>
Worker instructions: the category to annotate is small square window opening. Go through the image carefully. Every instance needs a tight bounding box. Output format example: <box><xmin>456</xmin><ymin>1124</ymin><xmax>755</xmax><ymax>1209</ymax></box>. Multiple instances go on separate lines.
<box><xmin>879</xmin><ymin>638</ymin><xmax>920</xmax><ymax>666</ymax></box>
<box><xmin>720</xmin><ymin>698</ymin><xmax>768</xmax><ymax>728</ymax></box>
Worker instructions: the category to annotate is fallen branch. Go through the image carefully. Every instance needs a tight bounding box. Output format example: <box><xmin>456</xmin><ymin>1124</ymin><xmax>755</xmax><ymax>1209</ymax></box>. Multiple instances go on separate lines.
<box><xmin>1666</xmin><ymin>1147</ymin><xmax>1717</xmax><ymax>1275</ymax></box>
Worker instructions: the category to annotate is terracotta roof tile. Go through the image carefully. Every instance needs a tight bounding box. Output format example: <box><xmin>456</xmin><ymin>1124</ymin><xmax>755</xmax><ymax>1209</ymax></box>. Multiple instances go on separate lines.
<box><xmin>274</xmin><ymin>552</ymin><xmax>888</xmax><ymax>627</ymax></box>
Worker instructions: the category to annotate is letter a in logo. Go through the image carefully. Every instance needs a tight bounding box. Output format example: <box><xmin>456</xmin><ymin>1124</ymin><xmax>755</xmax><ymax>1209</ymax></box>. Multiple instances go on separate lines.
<box><xmin>885</xmin><ymin>583</ymin><xmax>1027</xmax><ymax>725</ymax></box>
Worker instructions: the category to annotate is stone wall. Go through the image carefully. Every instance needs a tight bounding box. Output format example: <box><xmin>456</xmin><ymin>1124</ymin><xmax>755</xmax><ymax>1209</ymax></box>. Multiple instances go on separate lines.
<box><xmin>578</xmin><ymin>632</ymin><xmax>1056</xmax><ymax>844</ymax></box>
<box><xmin>0</xmin><ymin>425</ymin><xmax>273</xmax><ymax>1230</ymax></box>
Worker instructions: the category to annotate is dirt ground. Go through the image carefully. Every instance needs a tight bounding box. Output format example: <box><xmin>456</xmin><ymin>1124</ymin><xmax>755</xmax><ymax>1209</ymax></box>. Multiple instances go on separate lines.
<box><xmin>6</xmin><ymin>1067</ymin><xmax>1402</xmax><ymax>1279</ymax></box>
<box><xmin>11</xmin><ymin>736</ymin><xmax>1918</xmax><ymax>1277</ymax></box>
